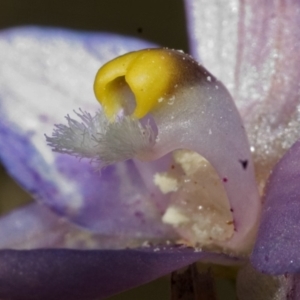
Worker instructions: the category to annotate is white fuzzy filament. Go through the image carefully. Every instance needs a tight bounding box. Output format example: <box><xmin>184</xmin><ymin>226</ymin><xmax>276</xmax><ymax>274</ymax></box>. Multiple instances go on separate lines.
<box><xmin>46</xmin><ymin>109</ymin><xmax>156</xmax><ymax>167</ymax></box>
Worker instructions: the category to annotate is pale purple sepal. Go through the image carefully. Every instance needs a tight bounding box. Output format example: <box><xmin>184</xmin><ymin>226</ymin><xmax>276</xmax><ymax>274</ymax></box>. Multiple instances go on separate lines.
<box><xmin>184</xmin><ymin>0</ymin><xmax>240</xmax><ymax>96</ymax></box>
<box><xmin>0</xmin><ymin>247</ymin><xmax>238</xmax><ymax>300</ymax></box>
<box><xmin>0</xmin><ymin>203</ymin><xmax>69</xmax><ymax>249</ymax></box>
<box><xmin>0</xmin><ymin>202</ymin><xmax>175</xmax><ymax>250</ymax></box>
<box><xmin>185</xmin><ymin>0</ymin><xmax>300</xmax><ymax>122</ymax></box>
<box><xmin>0</xmin><ymin>27</ymin><xmax>174</xmax><ymax>239</ymax></box>
<box><xmin>252</xmin><ymin>140</ymin><xmax>300</xmax><ymax>274</ymax></box>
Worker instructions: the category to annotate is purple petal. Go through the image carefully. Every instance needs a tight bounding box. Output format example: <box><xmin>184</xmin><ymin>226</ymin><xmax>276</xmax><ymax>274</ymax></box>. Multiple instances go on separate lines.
<box><xmin>0</xmin><ymin>203</ymin><xmax>70</xmax><ymax>249</ymax></box>
<box><xmin>0</xmin><ymin>247</ymin><xmax>238</xmax><ymax>300</ymax></box>
<box><xmin>0</xmin><ymin>27</ymin><xmax>175</xmax><ymax>239</ymax></box>
<box><xmin>185</xmin><ymin>0</ymin><xmax>300</xmax><ymax>120</ymax></box>
<box><xmin>0</xmin><ymin>203</ymin><xmax>152</xmax><ymax>250</ymax></box>
<box><xmin>184</xmin><ymin>0</ymin><xmax>238</xmax><ymax>94</ymax></box>
<box><xmin>252</xmin><ymin>139</ymin><xmax>300</xmax><ymax>274</ymax></box>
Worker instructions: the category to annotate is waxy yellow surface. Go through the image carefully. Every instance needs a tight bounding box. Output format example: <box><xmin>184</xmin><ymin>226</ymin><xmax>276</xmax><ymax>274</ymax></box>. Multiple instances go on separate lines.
<box><xmin>94</xmin><ymin>49</ymin><xmax>181</xmax><ymax>120</ymax></box>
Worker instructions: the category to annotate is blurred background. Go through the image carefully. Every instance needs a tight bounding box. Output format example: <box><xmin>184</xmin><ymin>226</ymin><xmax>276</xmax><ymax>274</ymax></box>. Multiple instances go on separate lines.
<box><xmin>0</xmin><ymin>1</ymin><xmax>236</xmax><ymax>299</ymax></box>
<box><xmin>0</xmin><ymin>0</ymin><xmax>188</xmax><ymax>48</ymax></box>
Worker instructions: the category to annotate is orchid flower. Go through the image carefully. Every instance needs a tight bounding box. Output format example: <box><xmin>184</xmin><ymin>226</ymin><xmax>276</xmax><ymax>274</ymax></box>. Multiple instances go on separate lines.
<box><xmin>0</xmin><ymin>0</ymin><xmax>300</xmax><ymax>299</ymax></box>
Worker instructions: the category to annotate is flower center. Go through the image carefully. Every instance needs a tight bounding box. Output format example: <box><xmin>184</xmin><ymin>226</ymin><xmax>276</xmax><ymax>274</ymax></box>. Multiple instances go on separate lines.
<box><xmin>47</xmin><ymin>48</ymin><xmax>261</xmax><ymax>254</ymax></box>
<box><xmin>155</xmin><ymin>150</ymin><xmax>234</xmax><ymax>249</ymax></box>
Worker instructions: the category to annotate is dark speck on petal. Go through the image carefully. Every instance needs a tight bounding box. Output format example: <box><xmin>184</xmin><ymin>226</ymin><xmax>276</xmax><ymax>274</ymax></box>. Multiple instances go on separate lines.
<box><xmin>239</xmin><ymin>160</ymin><xmax>248</xmax><ymax>170</ymax></box>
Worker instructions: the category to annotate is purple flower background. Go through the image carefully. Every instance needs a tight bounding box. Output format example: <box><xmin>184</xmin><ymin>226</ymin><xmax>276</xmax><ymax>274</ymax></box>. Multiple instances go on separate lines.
<box><xmin>1</xmin><ymin>1</ymin><xmax>300</xmax><ymax>299</ymax></box>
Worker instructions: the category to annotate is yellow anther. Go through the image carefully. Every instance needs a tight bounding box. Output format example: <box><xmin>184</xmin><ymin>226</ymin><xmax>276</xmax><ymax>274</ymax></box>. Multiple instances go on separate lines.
<box><xmin>94</xmin><ymin>49</ymin><xmax>181</xmax><ymax>120</ymax></box>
